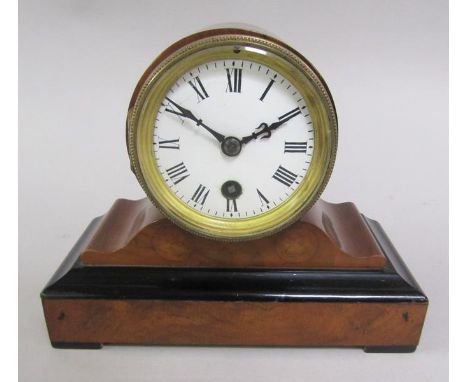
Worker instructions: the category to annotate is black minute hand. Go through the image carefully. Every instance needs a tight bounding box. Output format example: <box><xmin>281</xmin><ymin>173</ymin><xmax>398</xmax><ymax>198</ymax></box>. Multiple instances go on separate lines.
<box><xmin>165</xmin><ymin>97</ymin><xmax>226</xmax><ymax>143</ymax></box>
<box><xmin>241</xmin><ymin>107</ymin><xmax>302</xmax><ymax>145</ymax></box>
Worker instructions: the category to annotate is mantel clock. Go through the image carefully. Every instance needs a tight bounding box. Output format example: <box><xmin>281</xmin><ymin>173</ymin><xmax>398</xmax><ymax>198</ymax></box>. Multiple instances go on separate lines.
<box><xmin>41</xmin><ymin>28</ymin><xmax>428</xmax><ymax>353</ymax></box>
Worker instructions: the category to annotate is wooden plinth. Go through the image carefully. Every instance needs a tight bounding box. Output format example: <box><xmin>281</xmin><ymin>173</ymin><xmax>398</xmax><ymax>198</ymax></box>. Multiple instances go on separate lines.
<box><xmin>41</xmin><ymin>198</ymin><xmax>428</xmax><ymax>352</ymax></box>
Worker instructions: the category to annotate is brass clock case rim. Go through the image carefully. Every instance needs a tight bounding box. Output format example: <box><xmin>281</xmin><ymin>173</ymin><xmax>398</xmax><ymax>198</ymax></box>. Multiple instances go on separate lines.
<box><xmin>127</xmin><ymin>28</ymin><xmax>338</xmax><ymax>241</ymax></box>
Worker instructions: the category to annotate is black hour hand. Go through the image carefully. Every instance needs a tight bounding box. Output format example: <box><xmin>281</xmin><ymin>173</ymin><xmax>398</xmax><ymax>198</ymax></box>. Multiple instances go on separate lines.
<box><xmin>164</xmin><ymin>97</ymin><xmax>226</xmax><ymax>143</ymax></box>
<box><xmin>165</xmin><ymin>97</ymin><xmax>196</xmax><ymax>120</ymax></box>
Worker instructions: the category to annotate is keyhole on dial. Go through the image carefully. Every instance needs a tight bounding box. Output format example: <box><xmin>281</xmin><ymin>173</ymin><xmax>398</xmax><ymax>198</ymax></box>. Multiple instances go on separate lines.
<box><xmin>221</xmin><ymin>180</ymin><xmax>242</xmax><ymax>199</ymax></box>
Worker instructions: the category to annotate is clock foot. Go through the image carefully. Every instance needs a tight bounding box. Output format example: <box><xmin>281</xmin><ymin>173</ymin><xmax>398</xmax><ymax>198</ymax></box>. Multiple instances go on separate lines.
<box><xmin>51</xmin><ymin>342</ymin><xmax>102</xmax><ymax>350</ymax></box>
<box><xmin>363</xmin><ymin>345</ymin><xmax>417</xmax><ymax>353</ymax></box>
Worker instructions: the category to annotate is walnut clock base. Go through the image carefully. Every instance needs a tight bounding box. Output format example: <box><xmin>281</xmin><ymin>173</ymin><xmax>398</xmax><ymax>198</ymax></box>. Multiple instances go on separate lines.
<box><xmin>41</xmin><ymin>198</ymin><xmax>428</xmax><ymax>352</ymax></box>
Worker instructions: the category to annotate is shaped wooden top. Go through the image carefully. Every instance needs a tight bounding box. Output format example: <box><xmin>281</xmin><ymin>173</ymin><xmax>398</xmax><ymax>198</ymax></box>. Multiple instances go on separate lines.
<box><xmin>79</xmin><ymin>198</ymin><xmax>387</xmax><ymax>269</ymax></box>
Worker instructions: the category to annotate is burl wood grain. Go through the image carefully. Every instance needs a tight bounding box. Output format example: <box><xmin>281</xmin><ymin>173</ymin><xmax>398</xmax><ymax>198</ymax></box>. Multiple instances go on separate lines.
<box><xmin>43</xmin><ymin>299</ymin><xmax>427</xmax><ymax>347</ymax></box>
<box><xmin>79</xmin><ymin>198</ymin><xmax>387</xmax><ymax>269</ymax></box>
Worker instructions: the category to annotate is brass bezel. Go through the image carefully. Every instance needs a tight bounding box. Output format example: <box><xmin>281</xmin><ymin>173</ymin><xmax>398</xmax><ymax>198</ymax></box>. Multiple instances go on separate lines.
<box><xmin>127</xmin><ymin>29</ymin><xmax>338</xmax><ymax>241</ymax></box>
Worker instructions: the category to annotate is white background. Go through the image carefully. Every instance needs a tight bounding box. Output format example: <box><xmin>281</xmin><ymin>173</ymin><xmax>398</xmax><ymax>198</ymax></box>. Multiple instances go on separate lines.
<box><xmin>19</xmin><ymin>1</ymin><xmax>448</xmax><ymax>381</ymax></box>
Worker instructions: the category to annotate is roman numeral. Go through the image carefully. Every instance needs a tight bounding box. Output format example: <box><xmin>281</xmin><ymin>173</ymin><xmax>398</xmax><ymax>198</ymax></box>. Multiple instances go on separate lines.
<box><xmin>226</xmin><ymin>198</ymin><xmax>238</xmax><ymax>212</ymax></box>
<box><xmin>279</xmin><ymin>107</ymin><xmax>301</xmax><ymax>121</ymax></box>
<box><xmin>284</xmin><ymin>141</ymin><xmax>307</xmax><ymax>153</ymax></box>
<box><xmin>226</xmin><ymin>68</ymin><xmax>242</xmax><ymax>93</ymax></box>
<box><xmin>272</xmin><ymin>165</ymin><xmax>298</xmax><ymax>187</ymax></box>
<box><xmin>259</xmin><ymin>79</ymin><xmax>275</xmax><ymax>101</ymax></box>
<box><xmin>188</xmin><ymin>76</ymin><xmax>209</xmax><ymax>102</ymax></box>
<box><xmin>256</xmin><ymin>188</ymin><xmax>270</xmax><ymax>206</ymax></box>
<box><xmin>191</xmin><ymin>184</ymin><xmax>210</xmax><ymax>205</ymax></box>
<box><xmin>157</xmin><ymin>137</ymin><xmax>180</xmax><ymax>150</ymax></box>
<box><xmin>166</xmin><ymin>162</ymin><xmax>190</xmax><ymax>185</ymax></box>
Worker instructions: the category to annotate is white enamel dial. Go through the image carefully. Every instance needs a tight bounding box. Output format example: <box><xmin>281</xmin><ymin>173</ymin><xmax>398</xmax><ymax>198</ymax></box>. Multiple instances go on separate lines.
<box><xmin>153</xmin><ymin>59</ymin><xmax>314</xmax><ymax>219</ymax></box>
